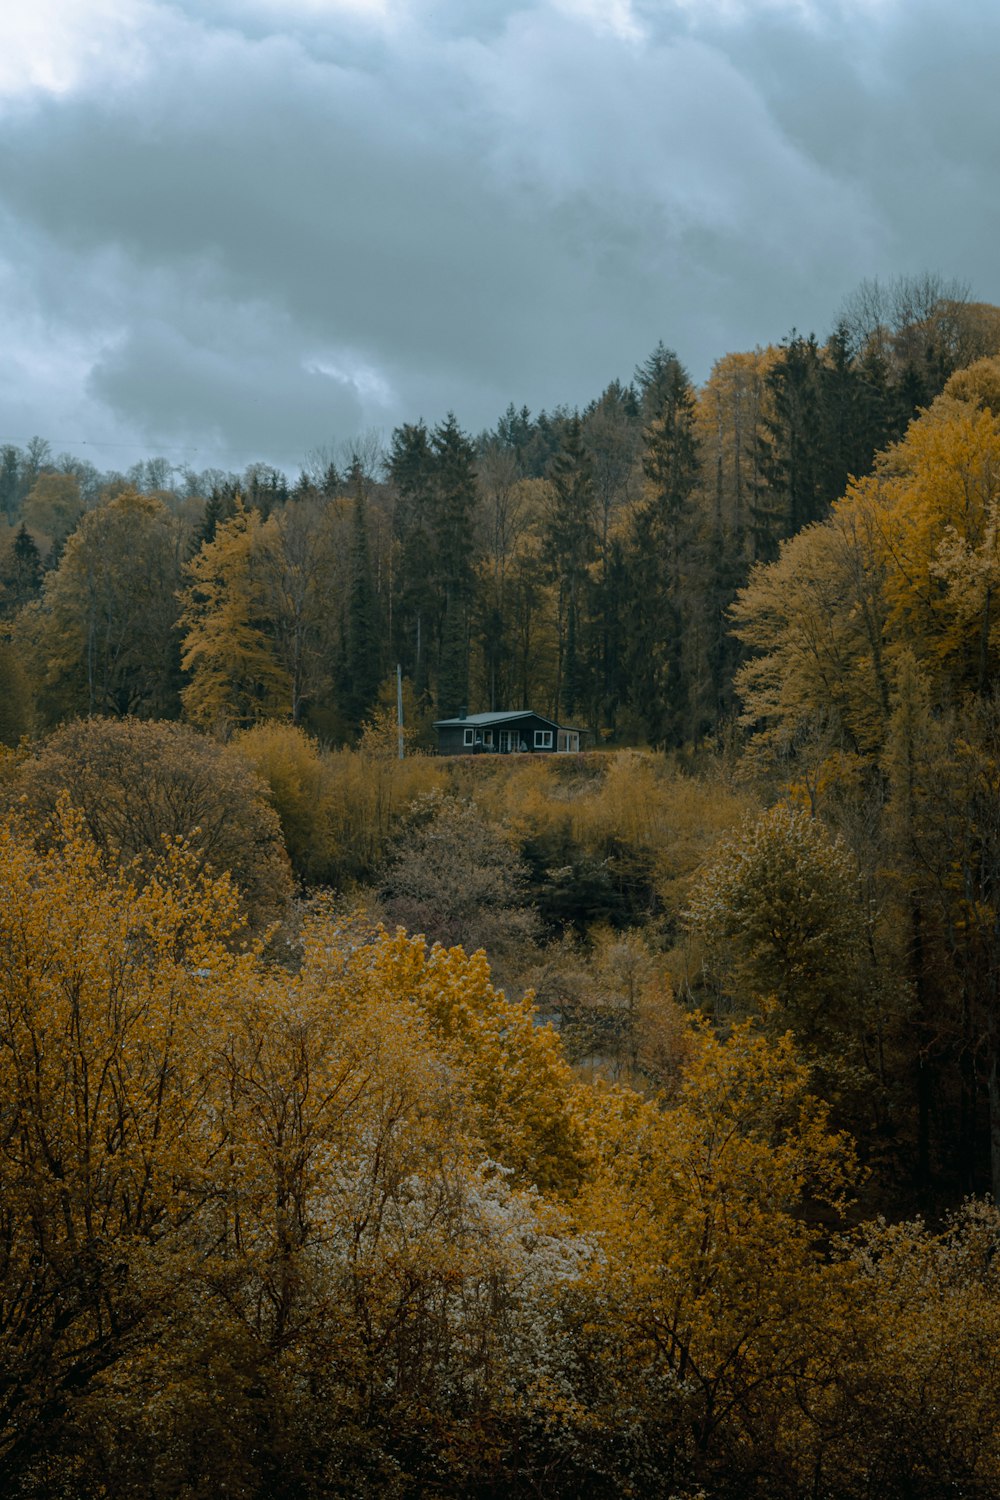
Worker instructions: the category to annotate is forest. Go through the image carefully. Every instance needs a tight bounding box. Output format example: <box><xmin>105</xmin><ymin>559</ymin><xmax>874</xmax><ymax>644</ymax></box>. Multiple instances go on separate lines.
<box><xmin>4</xmin><ymin>273</ymin><xmax>1000</xmax><ymax>1495</ymax></box>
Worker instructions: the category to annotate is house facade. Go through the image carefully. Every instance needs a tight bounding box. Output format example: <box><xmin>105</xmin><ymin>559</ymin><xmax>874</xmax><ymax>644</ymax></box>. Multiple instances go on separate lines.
<box><xmin>434</xmin><ymin>710</ymin><xmax>582</xmax><ymax>756</ymax></box>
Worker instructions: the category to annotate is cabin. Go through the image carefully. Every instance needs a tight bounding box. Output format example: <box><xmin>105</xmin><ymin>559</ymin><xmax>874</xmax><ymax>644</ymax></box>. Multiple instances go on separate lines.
<box><xmin>434</xmin><ymin>710</ymin><xmax>582</xmax><ymax>756</ymax></box>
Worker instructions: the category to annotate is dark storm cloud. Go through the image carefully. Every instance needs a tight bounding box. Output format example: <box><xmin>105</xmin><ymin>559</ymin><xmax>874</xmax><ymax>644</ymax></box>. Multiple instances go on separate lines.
<box><xmin>0</xmin><ymin>0</ymin><xmax>996</xmax><ymax>473</ymax></box>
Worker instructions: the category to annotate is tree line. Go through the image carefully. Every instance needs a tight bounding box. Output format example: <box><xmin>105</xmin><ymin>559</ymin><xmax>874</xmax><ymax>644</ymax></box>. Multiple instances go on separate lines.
<box><xmin>4</xmin><ymin>273</ymin><xmax>999</xmax><ymax>748</ymax></box>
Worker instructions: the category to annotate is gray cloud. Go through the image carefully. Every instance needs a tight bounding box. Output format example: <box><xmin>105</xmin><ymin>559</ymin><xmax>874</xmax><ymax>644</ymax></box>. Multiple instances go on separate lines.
<box><xmin>0</xmin><ymin>0</ymin><xmax>997</xmax><ymax>474</ymax></box>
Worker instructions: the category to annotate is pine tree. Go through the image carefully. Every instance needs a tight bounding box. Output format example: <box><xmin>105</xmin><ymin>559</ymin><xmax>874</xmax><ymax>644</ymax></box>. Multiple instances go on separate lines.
<box><xmin>343</xmin><ymin>494</ymin><xmax>380</xmax><ymax>730</ymax></box>
<box><xmin>389</xmin><ymin>421</ymin><xmax>436</xmax><ymax>691</ymax></box>
<box><xmin>493</xmin><ymin>403</ymin><xmax>535</xmax><ymax>472</ymax></box>
<box><xmin>321</xmin><ymin>460</ymin><xmax>341</xmax><ymax>498</ymax></box>
<box><xmin>753</xmin><ymin>333</ymin><xmax>824</xmax><ymax>560</ymax></box>
<box><xmin>430</xmin><ymin>414</ymin><xmax>478</xmax><ymax>714</ymax></box>
<box><xmin>437</xmin><ymin>600</ymin><xmax>469</xmax><ymax>719</ymax></box>
<box><xmin>544</xmin><ymin>415</ymin><xmax>596</xmax><ymax>722</ymax></box>
<box><xmin>0</xmin><ymin>445</ymin><xmax>20</xmax><ymax>522</ymax></box>
<box><xmin>818</xmin><ymin>323</ymin><xmax>865</xmax><ymax>503</ymax></box>
<box><xmin>624</xmin><ymin>348</ymin><xmax>700</xmax><ymax>745</ymax></box>
<box><xmin>189</xmin><ymin>481</ymin><xmax>241</xmax><ymax>557</ymax></box>
<box><xmin>0</xmin><ymin>523</ymin><xmax>43</xmax><ymax>618</ymax></box>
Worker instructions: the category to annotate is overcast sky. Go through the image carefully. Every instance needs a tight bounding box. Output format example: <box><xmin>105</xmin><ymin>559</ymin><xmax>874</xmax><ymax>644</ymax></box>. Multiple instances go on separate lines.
<box><xmin>0</xmin><ymin>0</ymin><xmax>996</xmax><ymax>477</ymax></box>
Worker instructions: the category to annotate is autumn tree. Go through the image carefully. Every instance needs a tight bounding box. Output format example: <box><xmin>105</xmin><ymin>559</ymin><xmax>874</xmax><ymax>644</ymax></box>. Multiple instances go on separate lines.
<box><xmin>378</xmin><ymin>790</ymin><xmax>539</xmax><ymax>983</ymax></box>
<box><xmin>575</xmin><ymin>1018</ymin><xmax>856</xmax><ymax>1495</ymax></box>
<box><xmin>180</xmin><ymin>503</ymin><xmax>292</xmax><ymax>729</ymax></box>
<box><xmin>834</xmin><ymin>1203</ymin><xmax>1000</xmax><ymax>1495</ymax></box>
<box><xmin>0</xmin><ymin>643</ymin><xmax>31</xmax><ymax>745</ymax></box>
<box><xmin>731</xmin><ymin>356</ymin><xmax>1000</xmax><ymax>1198</ymax></box>
<box><xmin>839</xmin><ymin>271</ymin><xmax>989</xmax><ymax>425</ymax></box>
<box><xmin>687</xmin><ymin>803</ymin><xmax>873</xmax><ymax>1070</ymax></box>
<box><xmin>9</xmin><ymin>717</ymin><xmax>292</xmax><ymax>934</ymax></box>
<box><xmin>228</xmin><ymin>720</ymin><xmax>342</xmax><ymax>887</ymax></box>
<box><xmin>20</xmin><ymin>469</ymin><xmax>83</xmax><ymax>561</ymax></box>
<box><xmin>0</xmin><ymin>809</ymin><xmax>255</xmax><ymax>1492</ymax></box>
<box><xmin>263</xmin><ymin>492</ymin><xmax>348</xmax><ymax>728</ymax></box>
<box><xmin>17</xmin><ymin>489</ymin><xmax>184</xmax><ymax>723</ymax></box>
<box><xmin>688</xmin><ymin>349</ymin><xmax>776</xmax><ymax>725</ymax></box>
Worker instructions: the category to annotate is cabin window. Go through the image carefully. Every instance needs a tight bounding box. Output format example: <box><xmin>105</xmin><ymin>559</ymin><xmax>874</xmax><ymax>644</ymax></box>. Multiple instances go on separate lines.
<box><xmin>463</xmin><ymin>727</ymin><xmax>474</xmax><ymax>746</ymax></box>
<box><xmin>483</xmin><ymin>730</ymin><xmax>493</xmax><ymax>746</ymax></box>
<box><xmin>534</xmin><ymin>730</ymin><xmax>553</xmax><ymax>749</ymax></box>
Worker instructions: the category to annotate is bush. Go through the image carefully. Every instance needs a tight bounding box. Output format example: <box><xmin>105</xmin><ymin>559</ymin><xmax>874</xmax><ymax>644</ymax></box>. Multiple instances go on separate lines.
<box><xmin>9</xmin><ymin>716</ymin><xmax>292</xmax><ymax>934</ymax></box>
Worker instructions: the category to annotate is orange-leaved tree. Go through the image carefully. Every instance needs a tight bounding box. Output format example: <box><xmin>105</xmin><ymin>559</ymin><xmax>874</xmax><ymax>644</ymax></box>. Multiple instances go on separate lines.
<box><xmin>574</xmin><ymin>1018</ymin><xmax>857</xmax><ymax>1494</ymax></box>
<box><xmin>0</xmin><ymin>805</ymin><xmax>254</xmax><ymax>1487</ymax></box>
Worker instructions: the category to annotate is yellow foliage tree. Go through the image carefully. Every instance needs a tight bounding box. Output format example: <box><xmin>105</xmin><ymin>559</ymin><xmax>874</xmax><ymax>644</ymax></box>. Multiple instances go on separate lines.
<box><xmin>576</xmin><ymin>1019</ymin><xmax>857</xmax><ymax>1493</ymax></box>
<box><xmin>734</xmin><ymin>381</ymin><xmax>1000</xmax><ymax>763</ymax></box>
<box><xmin>298</xmin><ymin>921</ymin><xmax>588</xmax><ymax>1195</ymax></box>
<box><xmin>9</xmin><ymin>716</ymin><xmax>293</xmax><ymax>935</ymax></box>
<box><xmin>228</xmin><ymin>719</ymin><xmax>341</xmax><ymax>885</ymax></box>
<box><xmin>19</xmin><ymin>488</ymin><xmax>183</xmax><ymax>722</ymax></box>
<box><xmin>10</xmin><ymin>784</ymin><xmax>1000</xmax><ymax>1495</ymax></box>
<box><xmin>0</xmin><ymin>806</ymin><xmax>253</xmax><ymax>1481</ymax></box>
<box><xmin>0</xmin><ymin>809</ymin><xmax>591</xmax><ymax>1493</ymax></box>
<box><xmin>180</xmin><ymin>504</ymin><xmax>292</xmax><ymax>730</ymax></box>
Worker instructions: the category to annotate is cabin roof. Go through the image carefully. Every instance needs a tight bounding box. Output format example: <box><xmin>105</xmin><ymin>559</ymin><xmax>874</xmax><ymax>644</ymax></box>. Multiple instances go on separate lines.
<box><xmin>433</xmin><ymin>710</ymin><xmax>558</xmax><ymax>729</ymax></box>
<box><xmin>431</xmin><ymin>711</ymin><xmax>554</xmax><ymax>729</ymax></box>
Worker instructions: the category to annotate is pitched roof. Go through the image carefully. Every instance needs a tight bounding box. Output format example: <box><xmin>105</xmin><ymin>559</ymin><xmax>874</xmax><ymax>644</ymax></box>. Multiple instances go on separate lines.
<box><xmin>433</xmin><ymin>710</ymin><xmax>558</xmax><ymax>729</ymax></box>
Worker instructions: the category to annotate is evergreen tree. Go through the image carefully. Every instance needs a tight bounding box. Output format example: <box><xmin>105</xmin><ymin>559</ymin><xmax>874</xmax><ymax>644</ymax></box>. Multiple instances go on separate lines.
<box><xmin>189</xmin><ymin>481</ymin><xmax>241</xmax><ymax>557</ymax></box>
<box><xmin>430</xmin><ymin>414</ymin><xmax>478</xmax><ymax>714</ymax></box>
<box><xmin>624</xmin><ymin>349</ymin><xmax>700</xmax><ymax>745</ymax></box>
<box><xmin>753</xmin><ymin>333</ymin><xmax>825</xmax><ymax>561</ymax></box>
<box><xmin>544</xmin><ymin>415</ymin><xmax>596</xmax><ymax>722</ymax></box>
<box><xmin>389</xmin><ymin>421</ymin><xmax>437</xmax><ymax>694</ymax></box>
<box><xmin>582</xmin><ymin>382</ymin><xmax>642</xmax><ymax>724</ymax></box>
<box><xmin>437</xmin><ymin>600</ymin><xmax>469</xmax><ymax>719</ymax></box>
<box><xmin>853</xmin><ymin>339</ymin><xmax>897</xmax><ymax>466</ymax></box>
<box><xmin>431</xmin><ymin>414</ymin><xmax>478</xmax><ymax>604</ymax></box>
<box><xmin>0</xmin><ymin>445</ymin><xmax>20</xmax><ymax>521</ymax></box>
<box><xmin>343</xmin><ymin>494</ymin><xmax>381</xmax><ymax>730</ymax></box>
<box><xmin>493</xmin><ymin>403</ymin><xmax>535</xmax><ymax>472</ymax></box>
<box><xmin>243</xmin><ymin>464</ymin><xmax>288</xmax><ymax>518</ymax></box>
<box><xmin>523</xmin><ymin>408</ymin><xmax>570</xmax><ymax>478</ymax></box>
<box><xmin>0</xmin><ymin>524</ymin><xmax>43</xmax><ymax>619</ymax></box>
<box><xmin>321</xmin><ymin>460</ymin><xmax>341</xmax><ymax>498</ymax></box>
<box><xmin>818</xmin><ymin>323</ymin><xmax>866</xmax><ymax>502</ymax></box>
<box><xmin>636</xmin><ymin>340</ymin><xmax>689</xmax><ymax>422</ymax></box>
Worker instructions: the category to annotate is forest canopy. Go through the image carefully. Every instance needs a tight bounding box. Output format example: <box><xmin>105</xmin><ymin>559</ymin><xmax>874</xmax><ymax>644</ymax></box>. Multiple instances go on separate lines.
<box><xmin>3</xmin><ymin>272</ymin><xmax>999</xmax><ymax>750</ymax></box>
<box><xmin>6</xmin><ymin>273</ymin><xmax>1000</xmax><ymax>1495</ymax></box>
<box><xmin>3</xmin><ymin>805</ymin><xmax>1000</xmax><ymax>1499</ymax></box>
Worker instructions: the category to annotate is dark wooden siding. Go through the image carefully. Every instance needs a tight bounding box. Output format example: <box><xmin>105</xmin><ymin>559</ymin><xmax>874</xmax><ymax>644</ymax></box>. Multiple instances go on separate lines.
<box><xmin>436</xmin><ymin>715</ymin><xmax>561</xmax><ymax>755</ymax></box>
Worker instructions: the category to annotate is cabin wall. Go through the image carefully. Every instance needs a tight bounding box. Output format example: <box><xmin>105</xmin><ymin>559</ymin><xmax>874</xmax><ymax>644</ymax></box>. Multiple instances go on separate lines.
<box><xmin>435</xmin><ymin>715</ymin><xmax>580</xmax><ymax>755</ymax></box>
